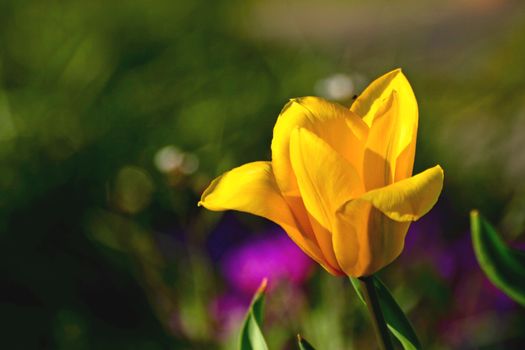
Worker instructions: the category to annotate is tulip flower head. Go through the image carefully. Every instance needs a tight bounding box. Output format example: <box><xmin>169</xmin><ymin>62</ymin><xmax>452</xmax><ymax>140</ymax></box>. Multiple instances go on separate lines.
<box><xmin>199</xmin><ymin>69</ymin><xmax>443</xmax><ymax>277</ymax></box>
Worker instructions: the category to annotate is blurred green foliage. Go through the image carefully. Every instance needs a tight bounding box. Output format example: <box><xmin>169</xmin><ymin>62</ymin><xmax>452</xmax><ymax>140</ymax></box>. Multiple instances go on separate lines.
<box><xmin>1</xmin><ymin>0</ymin><xmax>525</xmax><ymax>348</ymax></box>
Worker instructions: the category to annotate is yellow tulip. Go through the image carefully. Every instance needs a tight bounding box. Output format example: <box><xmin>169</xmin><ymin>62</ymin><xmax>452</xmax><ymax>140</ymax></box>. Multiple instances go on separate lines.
<box><xmin>199</xmin><ymin>69</ymin><xmax>444</xmax><ymax>277</ymax></box>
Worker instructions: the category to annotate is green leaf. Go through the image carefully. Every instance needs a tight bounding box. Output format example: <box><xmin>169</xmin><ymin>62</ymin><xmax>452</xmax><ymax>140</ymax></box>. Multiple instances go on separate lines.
<box><xmin>239</xmin><ymin>279</ymin><xmax>269</xmax><ymax>350</ymax></box>
<box><xmin>349</xmin><ymin>276</ymin><xmax>365</xmax><ymax>304</ymax></box>
<box><xmin>350</xmin><ymin>276</ymin><xmax>421</xmax><ymax>350</ymax></box>
<box><xmin>470</xmin><ymin>210</ymin><xmax>525</xmax><ymax>306</ymax></box>
<box><xmin>297</xmin><ymin>334</ymin><xmax>316</xmax><ymax>350</ymax></box>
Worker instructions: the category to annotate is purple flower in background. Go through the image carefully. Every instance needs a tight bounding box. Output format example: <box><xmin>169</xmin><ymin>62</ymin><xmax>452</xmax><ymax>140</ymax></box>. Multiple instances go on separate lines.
<box><xmin>210</xmin><ymin>227</ymin><xmax>312</xmax><ymax>337</ymax></box>
<box><xmin>221</xmin><ymin>229</ymin><xmax>313</xmax><ymax>296</ymax></box>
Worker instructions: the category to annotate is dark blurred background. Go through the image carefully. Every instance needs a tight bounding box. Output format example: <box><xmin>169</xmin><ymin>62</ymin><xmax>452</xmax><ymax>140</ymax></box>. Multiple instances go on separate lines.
<box><xmin>1</xmin><ymin>0</ymin><xmax>525</xmax><ymax>348</ymax></box>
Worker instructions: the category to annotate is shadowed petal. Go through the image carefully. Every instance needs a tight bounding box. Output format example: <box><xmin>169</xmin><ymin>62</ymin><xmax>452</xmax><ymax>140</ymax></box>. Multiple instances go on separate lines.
<box><xmin>283</xmin><ymin>195</ymin><xmax>344</xmax><ymax>275</ymax></box>
<box><xmin>333</xmin><ymin>165</ymin><xmax>443</xmax><ymax>276</ymax></box>
<box><xmin>334</xmin><ymin>199</ymin><xmax>410</xmax><ymax>277</ymax></box>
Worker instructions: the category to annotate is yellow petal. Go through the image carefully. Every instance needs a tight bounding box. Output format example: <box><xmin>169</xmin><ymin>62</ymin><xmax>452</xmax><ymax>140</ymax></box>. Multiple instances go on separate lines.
<box><xmin>361</xmin><ymin>165</ymin><xmax>444</xmax><ymax>222</ymax></box>
<box><xmin>271</xmin><ymin>97</ymin><xmax>368</xmax><ymax>197</ymax></box>
<box><xmin>199</xmin><ymin>161</ymin><xmax>340</xmax><ymax>275</ymax></box>
<box><xmin>351</xmin><ymin>68</ymin><xmax>417</xmax><ymax>128</ymax></box>
<box><xmin>394</xmin><ymin>136</ymin><xmax>417</xmax><ymax>183</ymax></box>
<box><xmin>334</xmin><ymin>199</ymin><xmax>410</xmax><ymax>277</ymax></box>
<box><xmin>285</xmin><ymin>195</ymin><xmax>345</xmax><ymax>275</ymax></box>
<box><xmin>289</xmin><ymin>128</ymin><xmax>364</xmax><ymax>231</ymax></box>
<box><xmin>333</xmin><ymin>164</ymin><xmax>443</xmax><ymax>276</ymax></box>
<box><xmin>289</xmin><ymin>128</ymin><xmax>364</xmax><ymax>271</ymax></box>
<box><xmin>353</xmin><ymin>69</ymin><xmax>418</xmax><ymax>188</ymax></box>
<box><xmin>362</xmin><ymin>92</ymin><xmax>396</xmax><ymax>189</ymax></box>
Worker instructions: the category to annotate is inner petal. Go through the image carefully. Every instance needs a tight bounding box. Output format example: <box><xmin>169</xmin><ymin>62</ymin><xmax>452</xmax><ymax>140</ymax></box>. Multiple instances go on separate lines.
<box><xmin>271</xmin><ymin>96</ymin><xmax>368</xmax><ymax>197</ymax></box>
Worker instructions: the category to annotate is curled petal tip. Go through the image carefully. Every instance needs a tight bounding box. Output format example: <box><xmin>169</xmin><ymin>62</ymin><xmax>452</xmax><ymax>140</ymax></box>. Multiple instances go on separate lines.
<box><xmin>431</xmin><ymin>164</ymin><xmax>445</xmax><ymax>178</ymax></box>
<box><xmin>384</xmin><ymin>67</ymin><xmax>403</xmax><ymax>78</ymax></box>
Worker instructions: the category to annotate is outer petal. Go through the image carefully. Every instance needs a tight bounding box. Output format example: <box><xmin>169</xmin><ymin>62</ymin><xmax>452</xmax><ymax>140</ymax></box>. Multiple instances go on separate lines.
<box><xmin>271</xmin><ymin>97</ymin><xmax>368</xmax><ymax>197</ymax></box>
<box><xmin>199</xmin><ymin>161</ymin><xmax>340</xmax><ymax>275</ymax></box>
<box><xmin>289</xmin><ymin>128</ymin><xmax>364</xmax><ymax>271</ymax></box>
<box><xmin>352</xmin><ymin>69</ymin><xmax>418</xmax><ymax>188</ymax></box>
<box><xmin>333</xmin><ymin>165</ymin><xmax>443</xmax><ymax>277</ymax></box>
<box><xmin>361</xmin><ymin>165</ymin><xmax>444</xmax><ymax>222</ymax></box>
<box><xmin>334</xmin><ymin>199</ymin><xmax>410</xmax><ymax>277</ymax></box>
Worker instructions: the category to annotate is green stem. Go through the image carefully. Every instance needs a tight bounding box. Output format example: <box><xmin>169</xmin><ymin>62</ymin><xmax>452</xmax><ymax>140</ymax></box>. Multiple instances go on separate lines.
<box><xmin>359</xmin><ymin>276</ymin><xmax>394</xmax><ymax>350</ymax></box>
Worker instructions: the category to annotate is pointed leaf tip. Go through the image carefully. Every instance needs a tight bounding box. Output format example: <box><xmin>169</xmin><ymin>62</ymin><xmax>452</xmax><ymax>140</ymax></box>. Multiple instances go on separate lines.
<box><xmin>238</xmin><ymin>278</ymin><xmax>269</xmax><ymax>350</ymax></box>
<box><xmin>257</xmin><ymin>278</ymin><xmax>268</xmax><ymax>295</ymax></box>
<box><xmin>297</xmin><ymin>334</ymin><xmax>317</xmax><ymax>350</ymax></box>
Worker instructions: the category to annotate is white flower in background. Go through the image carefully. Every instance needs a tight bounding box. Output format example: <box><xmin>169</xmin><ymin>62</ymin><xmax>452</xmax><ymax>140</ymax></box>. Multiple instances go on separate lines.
<box><xmin>154</xmin><ymin>145</ymin><xmax>199</xmax><ymax>175</ymax></box>
<box><xmin>154</xmin><ymin>145</ymin><xmax>184</xmax><ymax>173</ymax></box>
<box><xmin>315</xmin><ymin>73</ymin><xmax>354</xmax><ymax>101</ymax></box>
<box><xmin>315</xmin><ymin>73</ymin><xmax>369</xmax><ymax>101</ymax></box>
